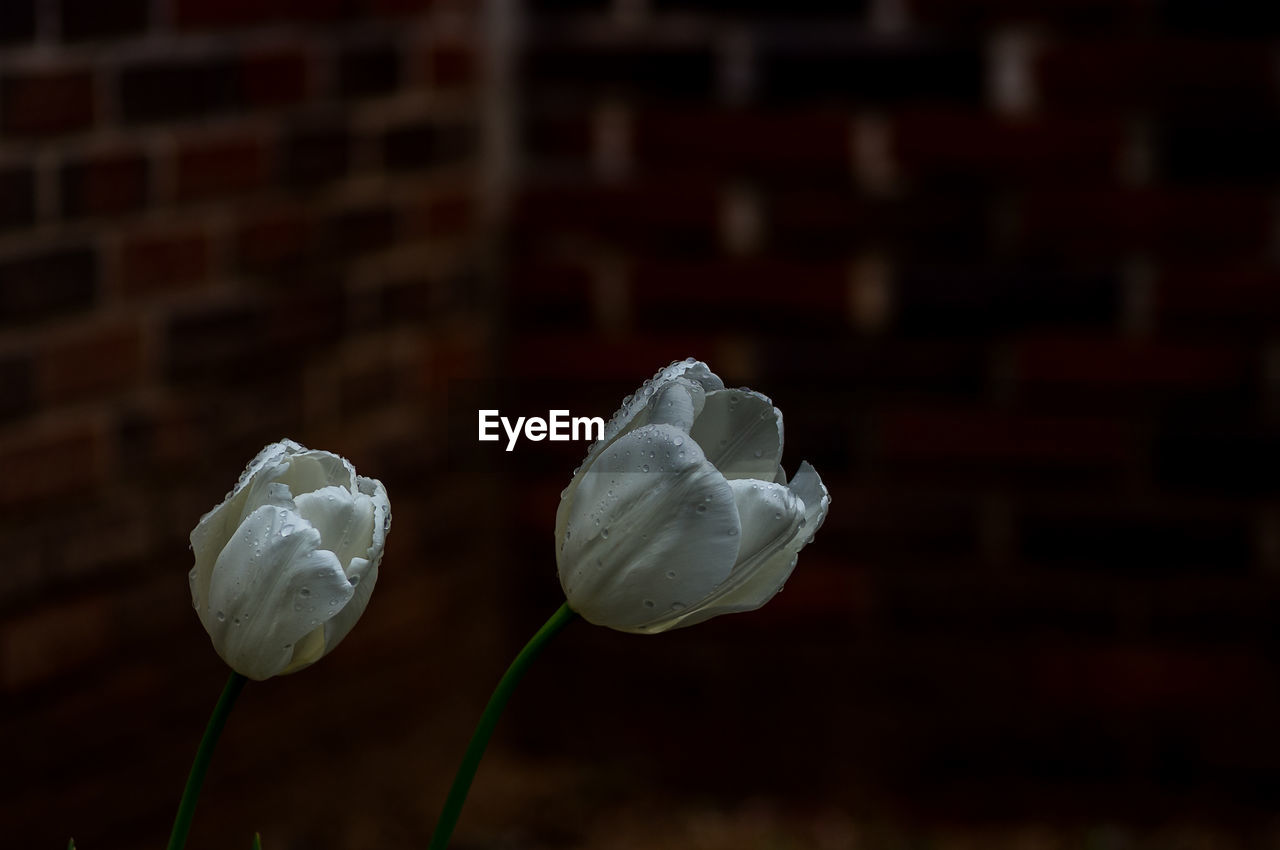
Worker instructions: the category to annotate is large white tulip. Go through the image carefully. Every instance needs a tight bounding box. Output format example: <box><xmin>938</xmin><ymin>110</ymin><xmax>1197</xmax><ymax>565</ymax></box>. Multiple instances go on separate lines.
<box><xmin>556</xmin><ymin>359</ymin><xmax>829</xmax><ymax>633</ymax></box>
<box><xmin>189</xmin><ymin>440</ymin><xmax>390</xmax><ymax>680</ymax></box>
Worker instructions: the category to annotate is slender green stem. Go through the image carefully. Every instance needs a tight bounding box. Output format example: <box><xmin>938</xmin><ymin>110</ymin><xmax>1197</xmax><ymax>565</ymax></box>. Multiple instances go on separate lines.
<box><xmin>167</xmin><ymin>671</ymin><xmax>248</xmax><ymax>850</ymax></box>
<box><xmin>428</xmin><ymin>602</ymin><xmax>578</xmax><ymax>850</ymax></box>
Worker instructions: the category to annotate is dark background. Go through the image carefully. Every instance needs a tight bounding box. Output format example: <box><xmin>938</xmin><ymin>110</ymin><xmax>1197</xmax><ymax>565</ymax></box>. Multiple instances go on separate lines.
<box><xmin>3</xmin><ymin>0</ymin><xmax>1280</xmax><ymax>847</ymax></box>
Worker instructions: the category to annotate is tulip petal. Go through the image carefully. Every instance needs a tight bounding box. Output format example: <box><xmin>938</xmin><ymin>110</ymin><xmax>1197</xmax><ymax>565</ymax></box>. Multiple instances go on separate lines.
<box><xmin>190</xmin><ymin>441</ymin><xmax>356</xmax><ymax>597</ymax></box>
<box><xmin>294</xmin><ymin>486</ymin><xmax>376</xmax><ymax>573</ymax></box>
<box><xmin>559</xmin><ymin>423</ymin><xmax>740</xmax><ymax>633</ymax></box>
<box><xmin>688</xmin><ymin>389</ymin><xmax>783</xmax><ymax>481</ymax></box>
<box><xmin>727</xmin><ymin>477</ymin><xmax>806</xmax><ymax>574</ymax></box>
<box><xmin>645</xmin><ymin>377</ymin><xmax>706</xmax><ymax>432</ymax></box>
<box><xmin>322</xmin><ymin>475</ymin><xmax>390</xmax><ymax>653</ymax></box>
<box><xmin>204</xmin><ymin>504</ymin><xmax>355</xmax><ymax>680</ymax></box>
<box><xmin>672</xmin><ymin>462</ymin><xmax>829</xmax><ymax>628</ymax></box>
<box><xmin>555</xmin><ymin>359</ymin><xmax>725</xmax><ymax>554</ymax></box>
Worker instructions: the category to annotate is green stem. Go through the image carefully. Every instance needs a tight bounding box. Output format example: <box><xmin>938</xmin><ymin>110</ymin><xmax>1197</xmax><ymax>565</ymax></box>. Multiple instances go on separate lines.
<box><xmin>428</xmin><ymin>602</ymin><xmax>578</xmax><ymax>850</ymax></box>
<box><xmin>167</xmin><ymin>671</ymin><xmax>248</xmax><ymax>850</ymax></box>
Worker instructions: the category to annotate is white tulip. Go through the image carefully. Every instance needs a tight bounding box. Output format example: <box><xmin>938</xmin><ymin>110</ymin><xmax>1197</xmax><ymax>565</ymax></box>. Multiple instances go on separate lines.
<box><xmin>189</xmin><ymin>439</ymin><xmax>390</xmax><ymax>680</ymax></box>
<box><xmin>556</xmin><ymin>359</ymin><xmax>830</xmax><ymax>633</ymax></box>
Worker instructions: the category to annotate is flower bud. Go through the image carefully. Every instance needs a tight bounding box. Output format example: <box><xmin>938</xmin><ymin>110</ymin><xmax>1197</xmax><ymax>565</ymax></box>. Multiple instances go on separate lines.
<box><xmin>189</xmin><ymin>440</ymin><xmax>390</xmax><ymax>680</ymax></box>
<box><xmin>556</xmin><ymin>359</ymin><xmax>829</xmax><ymax>633</ymax></box>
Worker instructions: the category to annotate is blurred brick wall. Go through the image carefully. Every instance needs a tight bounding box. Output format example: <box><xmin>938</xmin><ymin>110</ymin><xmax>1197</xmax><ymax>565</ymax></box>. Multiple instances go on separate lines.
<box><xmin>495</xmin><ymin>0</ymin><xmax>1280</xmax><ymax>846</ymax></box>
<box><xmin>5</xmin><ymin>0</ymin><xmax>1280</xmax><ymax>848</ymax></box>
<box><xmin>0</xmin><ymin>1</ymin><xmax>497</xmax><ymax>847</ymax></box>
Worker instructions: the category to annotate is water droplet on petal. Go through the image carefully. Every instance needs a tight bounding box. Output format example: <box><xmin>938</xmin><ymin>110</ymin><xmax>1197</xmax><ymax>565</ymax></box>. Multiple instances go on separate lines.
<box><xmin>215</xmin><ymin>610</ymin><xmax>226</xmax><ymax>622</ymax></box>
<box><xmin>666</xmin><ymin>570</ymin><xmax>676</xmax><ymax>579</ymax></box>
<box><xmin>601</xmin><ymin>527</ymin><xmax>610</xmax><ymax>539</ymax></box>
<box><xmin>727</xmin><ymin>528</ymin><xmax>738</xmax><ymax>536</ymax></box>
<box><xmin>300</xmin><ymin>587</ymin><xmax>311</xmax><ymax>597</ymax></box>
<box><xmin>641</xmin><ymin>464</ymin><xmax>649</xmax><ymax>472</ymax></box>
<box><xmin>696</xmin><ymin>504</ymin><xmax>707</xmax><ymax>514</ymax></box>
<box><xmin>671</xmin><ymin>602</ymin><xmax>686</xmax><ymax>611</ymax></box>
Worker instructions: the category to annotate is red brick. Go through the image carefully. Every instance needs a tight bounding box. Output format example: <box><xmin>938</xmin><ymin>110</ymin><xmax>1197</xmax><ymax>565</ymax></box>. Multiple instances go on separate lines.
<box><xmin>1031</xmin><ymin>645</ymin><xmax>1272</xmax><ymax>712</ymax></box>
<box><xmin>880</xmin><ymin>404</ymin><xmax>1134</xmax><ymax>467</ymax></box>
<box><xmin>39</xmin><ymin>321</ymin><xmax>145</xmax><ymax>404</ymax></box>
<box><xmin>421</xmin><ymin>328</ymin><xmax>489</xmax><ymax>388</ymax></box>
<box><xmin>911</xmin><ymin>0</ymin><xmax>1147</xmax><ymax>31</ymax></box>
<box><xmin>1037</xmin><ymin>41</ymin><xmax>1275</xmax><ymax>111</ymax></box>
<box><xmin>1020</xmin><ymin>189</ymin><xmax>1273</xmax><ymax>260</ymax></box>
<box><xmin>633</xmin><ymin>108</ymin><xmax>850</xmax><ymax>176</ymax></box>
<box><xmin>515</xmin><ymin>181</ymin><xmax>720</xmax><ymax>255</ymax></box>
<box><xmin>505</xmin><ymin>334</ymin><xmax>719</xmax><ymax>381</ymax></box>
<box><xmin>236</xmin><ymin>206</ymin><xmax>314</xmax><ymax>273</ymax></box>
<box><xmin>175</xmin><ymin>134</ymin><xmax>269</xmax><ymax>201</ymax></box>
<box><xmin>60</xmin><ymin>151</ymin><xmax>149</xmax><ymax>218</ymax></box>
<box><xmin>118</xmin><ymin>227</ymin><xmax>210</xmax><ymax>297</ymax></box>
<box><xmin>1154</xmin><ymin>265</ymin><xmax>1280</xmax><ymax>331</ymax></box>
<box><xmin>0</xmin><ymin>594</ymin><xmax>115</xmax><ymax>691</ymax></box>
<box><xmin>525</xmin><ymin>114</ymin><xmax>591</xmax><ymax>161</ymax></box>
<box><xmin>403</xmin><ymin>189</ymin><xmax>476</xmax><ymax>240</ymax></box>
<box><xmin>240</xmin><ymin>48</ymin><xmax>310</xmax><ymax>108</ymax></box>
<box><xmin>631</xmin><ymin>260</ymin><xmax>847</xmax><ymax>316</ymax></box>
<box><xmin>426</xmin><ymin>41</ymin><xmax>476</xmax><ymax>88</ymax></box>
<box><xmin>365</xmin><ymin>0</ymin><xmax>435</xmax><ymax>15</ymax></box>
<box><xmin>894</xmin><ymin>110</ymin><xmax>1124</xmax><ymax>185</ymax></box>
<box><xmin>172</xmin><ymin>0</ymin><xmax>281</xmax><ymax>29</ymax></box>
<box><xmin>1</xmin><ymin>70</ymin><xmax>95</xmax><ymax>136</ymax></box>
<box><xmin>1013</xmin><ymin>336</ymin><xmax>1251</xmax><ymax>390</ymax></box>
<box><xmin>0</xmin><ymin>423</ymin><xmax>106</xmax><ymax>508</ymax></box>
<box><xmin>53</xmin><ymin>498</ymin><xmax>152</xmax><ymax>581</ymax></box>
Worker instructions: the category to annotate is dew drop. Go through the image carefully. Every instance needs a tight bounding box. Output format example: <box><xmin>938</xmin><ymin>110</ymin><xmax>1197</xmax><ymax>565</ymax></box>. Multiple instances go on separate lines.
<box><xmin>775</xmin><ymin>511</ymin><xmax>783</xmax><ymax>520</ymax></box>
<box><xmin>671</xmin><ymin>602</ymin><xmax>686</xmax><ymax>612</ymax></box>
<box><xmin>643</xmin><ymin>599</ymin><xmax>655</xmax><ymax>608</ymax></box>
<box><xmin>753</xmin><ymin>449</ymin><xmax>763</xmax><ymax>458</ymax></box>
<box><xmin>696</xmin><ymin>504</ymin><xmax>707</xmax><ymax>514</ymax></box>
<box><xmin>673</xmin><ymin>437</ymin><xmax>683</xmax><ymax>447</ymax></box>
<box><xmin>727</xmin><ymin>528</ymin><xmax>738</xmax><ymax>536</ymax></box>
<box><xmin>215</xmin><ymin>610</ymin><xmax>226</xmax><ymax>622</ymax></box>
<box><xmin>641</xmin><ymin>464</ymin><xmax>650</xmax><ymax>472</ymax></box>
<box><xmin>648</xmin><ymin>451</ymin><xmax>655</xmax><ymax>459</ymax></box>
<box><xmin>233</xmin><ymin>616</ymin><xmax>241</xmax><ymax>626</ymax></box>
<box><xmin>601</xmin><ymin>527</ymin><xmax>610</xmax><ymax>539</ymax></box>
<box><xmin>666</xmin><ymin>570</ymin><xmax>676</xmax><ymax>579</ymax></box>
<box><xmin>799</xmin><ymin>518</ymin><xmax>807</xmax><ymax>528</ymax></box>
<box><xmin>350</xmin><ymin>575</ymin><xmax>360</xmax><ymax>586</ymax></box>
<box><xmin>299</xmin><ymin>587</ymin><xmax>311</xmax><ymax>597</ymax></box>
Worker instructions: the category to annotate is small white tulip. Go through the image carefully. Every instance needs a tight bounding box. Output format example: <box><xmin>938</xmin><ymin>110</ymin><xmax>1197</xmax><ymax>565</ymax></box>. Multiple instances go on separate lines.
<box><xmin>189</xmin><ymin>439</ymin><xmax>390</xmax><ymax>680</ymax></box>
<box><xmin>556</xmin><ymin>359</ymin><xmax>830</xmax><ymax>633</ymax></box>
